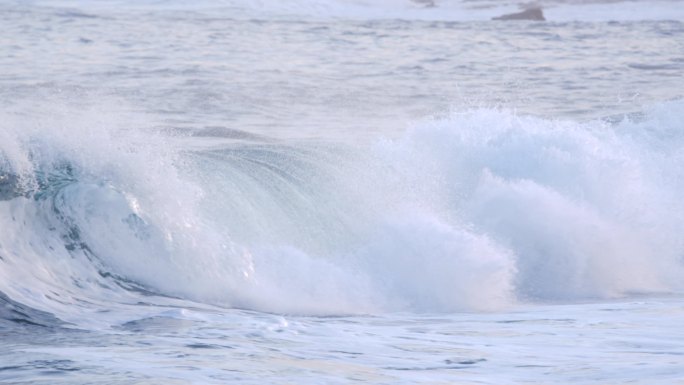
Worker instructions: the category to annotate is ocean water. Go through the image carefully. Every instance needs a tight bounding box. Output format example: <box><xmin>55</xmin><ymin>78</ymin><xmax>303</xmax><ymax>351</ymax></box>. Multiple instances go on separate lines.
<box><xmin>1</xmin><ymin>0</ymin><xmax>684</xmax><ymax>383</ymax></box>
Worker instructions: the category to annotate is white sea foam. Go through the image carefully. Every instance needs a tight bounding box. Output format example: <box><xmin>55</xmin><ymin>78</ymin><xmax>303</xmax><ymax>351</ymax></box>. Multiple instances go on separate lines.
<box><xmin>385</xmin><ymin>106</ymin><xmax>684</xmax><ymax>301</ymax></box>
<box><xmin>1</xmin><ymin>98</ymin><xmax>683</xmax><ymax>320</ymax></box>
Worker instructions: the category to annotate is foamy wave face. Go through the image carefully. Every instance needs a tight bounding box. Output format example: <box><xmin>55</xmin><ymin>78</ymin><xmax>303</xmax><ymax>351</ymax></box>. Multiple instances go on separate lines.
<box><xmin>190</xmin><ymin>102</ymin><xmax>684</xmax><ymax>313</ymax></box>
<box><xmin>356</xmin><ymin>212</ymin><xmax>516</xmax><ymax>312</ymax></box>
<box><xmin>1</xmin><ymin>98</ymin><xmax>683</xmax><ymax>320</ymax></box>
<box><xmin>385</xmin><ymin>105</ymin><xmax>684</xmax><ymax>301</ymax></box>
<box><xmin>0</xmin><ymin>98</ymin><xmax>252</xmax><ymax>324</ymax></box>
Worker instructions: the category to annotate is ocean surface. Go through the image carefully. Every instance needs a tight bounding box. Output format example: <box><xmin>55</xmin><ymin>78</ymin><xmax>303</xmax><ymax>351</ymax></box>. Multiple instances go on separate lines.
<box><xmin>2</xmin><ymin>0</ymin><xmax>684</xmax><ymax>383</ymax></box>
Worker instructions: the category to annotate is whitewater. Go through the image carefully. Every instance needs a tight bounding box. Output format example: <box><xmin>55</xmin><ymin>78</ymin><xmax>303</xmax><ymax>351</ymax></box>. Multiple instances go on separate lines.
<box><xmin>2</xmin><ymin>0</ymin><xmax>684</xmax><ymax>383</ymax></box>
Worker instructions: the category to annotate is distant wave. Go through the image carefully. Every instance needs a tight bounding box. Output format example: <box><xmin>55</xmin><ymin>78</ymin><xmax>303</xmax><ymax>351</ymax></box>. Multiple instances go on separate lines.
<box><xmin>1</xmin><ymin>99</ymin><xmax>683</xmax><ymax>324</ymax></box>
<box><xmin>31</xmin><ymin>0</ymin><xmax>684</xmax><ymax>22</ymax></box>
<box><xmin>225</xmin><ymin>0</ymin><xmax>684</xmax><ymax>22</ymax></box>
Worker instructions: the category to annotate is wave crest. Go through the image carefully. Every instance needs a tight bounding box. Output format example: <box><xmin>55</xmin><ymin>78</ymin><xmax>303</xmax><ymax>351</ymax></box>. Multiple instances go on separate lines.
<box><xmin>1</xmin><ymin>100</ymin><xmax>683</xmax><ymax>321</ymax></box>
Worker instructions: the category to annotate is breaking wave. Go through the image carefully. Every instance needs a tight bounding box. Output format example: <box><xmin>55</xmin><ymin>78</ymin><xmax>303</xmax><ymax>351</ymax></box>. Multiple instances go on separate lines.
<box><xmin>1</xmin><ymin>99</ymin><xmax>683</xmax><ymax>324</ymax></box>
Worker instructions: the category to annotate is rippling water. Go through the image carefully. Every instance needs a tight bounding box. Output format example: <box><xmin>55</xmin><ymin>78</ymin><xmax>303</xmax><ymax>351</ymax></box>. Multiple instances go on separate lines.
<box><xmin>2</xmin><ymin>0</ymin><xmax>684</xmax><ymax>383</ymax></box>
<box><xmin>2</xmin><ymin>0</ymin><xmax>683</xmax><ymax>137</ymax></box>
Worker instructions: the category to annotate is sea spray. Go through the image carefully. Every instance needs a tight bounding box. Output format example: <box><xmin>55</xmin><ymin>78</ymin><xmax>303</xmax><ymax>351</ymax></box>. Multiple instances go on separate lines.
<box><xmin>1</xmin><ymin>99</ymin><xmax>683</xmax><ymax>320</ymax></box>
